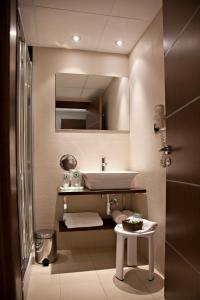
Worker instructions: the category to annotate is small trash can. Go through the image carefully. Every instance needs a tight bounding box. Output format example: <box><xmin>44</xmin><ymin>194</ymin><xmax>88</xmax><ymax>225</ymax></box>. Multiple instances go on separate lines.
<box><xmin>34</xmin><ymin>229</ymin><xmax>57</xmax><ymax>266</ymax></box>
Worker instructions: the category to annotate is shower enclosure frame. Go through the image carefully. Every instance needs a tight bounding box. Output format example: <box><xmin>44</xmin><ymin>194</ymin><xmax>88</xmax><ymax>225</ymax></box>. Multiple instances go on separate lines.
<box><xmin>16</xmin><ymin>16</ymin><xmax>34</xmax><ymax>280</ymax></box>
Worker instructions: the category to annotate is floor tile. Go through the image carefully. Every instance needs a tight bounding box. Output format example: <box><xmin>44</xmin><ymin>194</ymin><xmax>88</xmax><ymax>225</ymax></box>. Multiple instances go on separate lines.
<box><xmin>27</xmin><ymin>274</ymin><xmax>60</xmax><ymax>300</ymax></box>
<box><xmin>100</xmin><ymin>281</ymin><xmax>155</xmax><ymax>300</ymax></box>
<box><xmin>27</xmin><ymin>249</ymin><xmax>165</xmax><ymax>300</ymax></box>
<box><xmin>97</xmin><ymin>268</ymin><xmax>155</xmax><ymax>300</ymax></box>
<box><xmin>60</xmin><ymin>281</ymin><xmax>107</xmax><ymax>300</ymax></box>
<box><xmin>60</xmin><ymin>270</ymin><xmax>100</xmax><ymax>285</ymax></box>
<box><xmin>131</xmin><ymin>266</ymin><xmax>164</xmax><ymax>299</ymax></box>
<box><xmin>51</xmin><ymin>250</ymin><xmax>95</xmax><ymax>274</ymax></box>
<box><xmin>96</xmin><ymin>267</ymin><xmax>119</xmax><ymax>285</ymax></box>
<box><xmin>89</xmin><ymin>248</ymin><xmax>116</xmax><ymax>270</ymax></box>
<box><xmin>31</xmin><ymin>262</ymin><xmax>52</xmax><ymax>276</ymax></box>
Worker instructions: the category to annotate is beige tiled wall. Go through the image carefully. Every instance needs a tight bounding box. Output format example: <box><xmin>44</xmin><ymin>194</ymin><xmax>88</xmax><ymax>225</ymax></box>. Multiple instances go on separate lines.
<box><xmin>32</xmin><ymin>47</ymin><xmax>130</xmax><ymax>248</ymax></box>
<box><xmin>129</xmin><ymin>11</ymin><xmax>166</xmax><ymax>274</ymax></box>
<box><xmin>32</xmin><ymin>17</ymin><xmax>166</xmax><ymax>264</ymax></box>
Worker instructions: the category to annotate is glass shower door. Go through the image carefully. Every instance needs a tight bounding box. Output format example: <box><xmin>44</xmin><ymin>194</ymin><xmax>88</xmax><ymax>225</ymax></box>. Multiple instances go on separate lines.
<box><xmin>17</xmin><ymin>37</ymin><xmax>33</xmax><ymax>277</ymax></box>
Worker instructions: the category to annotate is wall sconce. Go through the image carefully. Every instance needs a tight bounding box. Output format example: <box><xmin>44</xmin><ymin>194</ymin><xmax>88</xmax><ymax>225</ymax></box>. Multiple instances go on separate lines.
<box><xmin>154</xmin><ymin>104</ymin><xmax>172</xmax><ymax>168</ymax></box>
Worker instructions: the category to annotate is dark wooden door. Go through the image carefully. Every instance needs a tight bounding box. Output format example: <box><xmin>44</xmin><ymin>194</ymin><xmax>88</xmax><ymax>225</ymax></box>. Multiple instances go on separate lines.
<box><xmin>61</xmin><ymin>119</ymin><xmax>86</xmax><ymax>129</ymax></box>
<box><xmin>163</xmin><ymin>1</ymin><xmax>200</xmax><ymax>299</ymax></box>
<box><xmin>0</xmin><ymin>0</ymin><xmax>22</xmax><ymax>299</ymax></box>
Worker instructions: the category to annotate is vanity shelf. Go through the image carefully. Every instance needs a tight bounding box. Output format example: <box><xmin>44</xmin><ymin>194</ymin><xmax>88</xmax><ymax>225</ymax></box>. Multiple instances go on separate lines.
<box><xmin>58</xmin><ymin>187</ymin><xmax>146</xmax><ymax>196</ymax></box>
<box><xmin>59</xmin><ymin>218</ymin><xmax>116</xmax><ymax>232</ymax></box>
<box><xmin>58</xmin><ymin>187</ymin><xmax>146</xmax><ymax>232</ymax></box>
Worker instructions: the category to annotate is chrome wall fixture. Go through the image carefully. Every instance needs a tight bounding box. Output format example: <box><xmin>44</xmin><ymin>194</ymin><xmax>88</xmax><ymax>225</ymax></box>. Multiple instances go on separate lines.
<box><xmin>154</xmin><ymin>104</ymin><xmax>172</xmax><ymax>168</ymax></box>
<box><xmin>154</xmin><ymin>104</ymin><xmax>166</xmax><ymax>134</ymax></box>
<box><xmin>105</xmin><ymin>194</ymin><xmax>118</xmax><ymax>215</ymax></box>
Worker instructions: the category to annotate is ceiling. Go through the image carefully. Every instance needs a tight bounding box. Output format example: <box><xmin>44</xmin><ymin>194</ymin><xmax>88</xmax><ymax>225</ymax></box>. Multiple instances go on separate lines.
<box><xmin>19</xmin><ymin>0</ymin><xmax>162</xmax><ymax>55</ymax></box>
<box><xmin>56</xmin><ymin>73</ymin><xmax>113</xmax><ymax>101</ymax></box>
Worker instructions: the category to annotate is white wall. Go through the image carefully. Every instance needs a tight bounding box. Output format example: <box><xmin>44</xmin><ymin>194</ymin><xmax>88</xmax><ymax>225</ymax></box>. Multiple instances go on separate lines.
<box><xmin>32</xmin><ymin>17</ymin><xmax>166</xmax><ymax>262</ymax></box>
<box><xmin>129</xmin><ymin>11</ymin><xmax>166</xmax><ymax>274</ymax></box>
<box><xmin>32</xmin><ymin>48</ymin><xmax>130</xmax><ymax>247</ymax></box>
<box><xmin>103</xmin><ymin>77</ymin><xmax>129</xmax><ymax>130</ymax></box>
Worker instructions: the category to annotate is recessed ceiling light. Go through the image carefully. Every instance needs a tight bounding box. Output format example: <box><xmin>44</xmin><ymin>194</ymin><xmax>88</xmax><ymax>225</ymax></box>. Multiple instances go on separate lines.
<box><xmin>72</xmin><ymin>35</ymin><xmax>81</xmax><ymax>42</ymax></box>
<box><xmin>115</xmin><ymin>40</ymin><xmax>124</xmax><ymax>47</ymax></box>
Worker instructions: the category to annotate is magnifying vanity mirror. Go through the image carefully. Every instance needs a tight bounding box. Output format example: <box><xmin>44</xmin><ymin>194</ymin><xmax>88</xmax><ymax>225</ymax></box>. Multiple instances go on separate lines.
<box><xmin>55</xmin><ymin>73</ymin><xmax>129</xmax><ymax>132</ymax></box>
<box><xmin>60</xmin><ymin>154</ymin><xmax>77</xmax><ymax>171</ymax></box>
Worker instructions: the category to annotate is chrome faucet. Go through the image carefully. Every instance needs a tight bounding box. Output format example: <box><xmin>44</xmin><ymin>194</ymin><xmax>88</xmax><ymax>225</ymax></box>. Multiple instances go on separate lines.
<box><xmin>106</xmin><ymin>194</ymin><xmax>118</xmax><ymax>215</ymax></box>
<box><xmin>101</xmin><ymin>156</ymin><xmax>107</xmax><ymax>171</ymax></box>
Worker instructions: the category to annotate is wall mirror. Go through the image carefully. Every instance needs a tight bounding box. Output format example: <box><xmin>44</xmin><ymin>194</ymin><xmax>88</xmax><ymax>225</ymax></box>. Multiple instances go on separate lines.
<box><xmin>55</xmin><ymin>73</ymin><xmax>129</xmax><ymax>131</ymax></box>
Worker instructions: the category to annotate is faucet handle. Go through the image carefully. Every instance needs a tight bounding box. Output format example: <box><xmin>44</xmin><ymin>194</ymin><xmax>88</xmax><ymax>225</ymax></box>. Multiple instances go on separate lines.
<box><xmin>101</xmin><ymin>156</ymin><xmax>107</xmax><ymax>171</ymax></box>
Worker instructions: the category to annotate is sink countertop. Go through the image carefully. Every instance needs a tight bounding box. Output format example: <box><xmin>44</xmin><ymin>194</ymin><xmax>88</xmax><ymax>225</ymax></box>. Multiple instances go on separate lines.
<box><xmin>58</xmin><ymin>187</ymin><xmax>146</xmax><ymax>195</ymax></box>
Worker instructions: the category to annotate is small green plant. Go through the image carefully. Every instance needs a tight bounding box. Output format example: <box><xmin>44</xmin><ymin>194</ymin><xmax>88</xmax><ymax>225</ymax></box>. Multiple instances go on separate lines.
<box><xmin>127</xmin><ymin>219</ymin><xmax>142</xmax><ymax>224</ymax></box>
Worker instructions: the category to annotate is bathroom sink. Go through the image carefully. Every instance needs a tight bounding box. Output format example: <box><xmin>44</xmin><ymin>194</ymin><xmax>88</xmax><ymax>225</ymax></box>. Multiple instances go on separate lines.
<box><xmin>81</xmin><ymin>171</ymin><xmax>138</xmax><ymax>190</ymax></box>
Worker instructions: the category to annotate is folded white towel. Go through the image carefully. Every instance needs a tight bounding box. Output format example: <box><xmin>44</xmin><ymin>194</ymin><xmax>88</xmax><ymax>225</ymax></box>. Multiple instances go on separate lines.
<box><xmin>127</xmin><ymin>217</ymin><xmax>158</xmax><ymax>233</ymax></box>
<box><xmin>63</xmin><ymin>212</ymin><xmax>103</xmax><ymax>228</ymax></box>
<box><xmin>111</xmin><ymin>210</ymin><xmax>127</xmax><ymax>224</ymax></box>
<box><xmin>122</xmin><ymin>210</ymin><xmax>134</xmax><ymax>218</ymax></box>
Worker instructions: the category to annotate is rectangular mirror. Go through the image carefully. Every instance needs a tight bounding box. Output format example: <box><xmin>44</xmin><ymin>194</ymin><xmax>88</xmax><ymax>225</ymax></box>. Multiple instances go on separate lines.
<box><xmin>55</xmin><ymin>73</ymin><xmax>129</xmax><ymax>131</ymax></box>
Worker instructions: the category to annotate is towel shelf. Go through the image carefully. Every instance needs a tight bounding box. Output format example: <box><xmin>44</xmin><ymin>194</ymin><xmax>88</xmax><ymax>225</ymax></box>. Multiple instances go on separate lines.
<box><xmin>59</xmin><ymin>218</ymin><xmax>116</xmax><ymax>232</ymax></box>
<box><xmin>58</xmin><ymin>188</ymin><xmax>146</xmax><ymax>233</ymax></box>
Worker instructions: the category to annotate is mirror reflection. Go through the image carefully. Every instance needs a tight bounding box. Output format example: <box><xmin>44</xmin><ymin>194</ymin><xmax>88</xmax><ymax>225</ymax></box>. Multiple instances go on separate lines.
<box><xmin>55</xmin><ymin>73</ymin><xmax>129</xmax><ymax>131</ymax></box>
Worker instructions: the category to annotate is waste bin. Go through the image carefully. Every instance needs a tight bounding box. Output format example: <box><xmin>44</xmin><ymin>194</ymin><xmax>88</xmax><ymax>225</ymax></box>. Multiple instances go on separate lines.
<box><xmin>34</xmin><ymin>229</ymin><xmax>57</xmax><ymax>265</ymax></box>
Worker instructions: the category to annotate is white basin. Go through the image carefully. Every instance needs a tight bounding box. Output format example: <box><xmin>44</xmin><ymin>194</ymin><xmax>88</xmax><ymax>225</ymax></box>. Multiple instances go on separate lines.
<box><xmin>81</xmin><ymin>171</ymin><xmax>138</xmax><ymax>190</ymax></box>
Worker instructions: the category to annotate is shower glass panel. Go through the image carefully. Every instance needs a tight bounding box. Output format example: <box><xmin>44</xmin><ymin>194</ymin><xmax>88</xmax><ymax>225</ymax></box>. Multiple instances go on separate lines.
<box><xmin>17</xmin><ymin>37</ymin><xmax>33</xmax><ymax>277</ymax></box>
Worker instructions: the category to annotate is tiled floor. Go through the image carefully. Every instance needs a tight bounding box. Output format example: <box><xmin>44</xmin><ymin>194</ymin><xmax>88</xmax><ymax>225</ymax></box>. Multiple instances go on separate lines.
<box><xmin>27</xmin><ymin>248</ymin><xmax>165</xmax><ymax>300</ymax></box>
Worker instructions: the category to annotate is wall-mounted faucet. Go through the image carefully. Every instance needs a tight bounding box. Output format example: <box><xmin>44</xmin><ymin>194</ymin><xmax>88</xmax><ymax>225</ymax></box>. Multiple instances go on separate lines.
<box><xmin>101</xmin><ymin>156</ymin><xmax>107</xmax><ymax>171</ymax></box>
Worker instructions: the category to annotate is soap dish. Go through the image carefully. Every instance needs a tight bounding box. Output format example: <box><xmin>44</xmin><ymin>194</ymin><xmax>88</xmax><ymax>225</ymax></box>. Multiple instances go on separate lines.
<box><xmin>122</xmin><ymin>220</ymin><xmax>143</xmax><ymax>232</ymax></box>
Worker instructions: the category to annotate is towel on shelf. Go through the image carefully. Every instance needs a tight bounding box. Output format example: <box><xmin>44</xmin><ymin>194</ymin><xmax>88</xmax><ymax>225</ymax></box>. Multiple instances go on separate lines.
<box><xmin>122</xmin><ymin>210</ymin><xmax>134</xmax><ymax>218</ymax></box>
<box><xmin>63</xmin><ymin>212</ymin><xmax>103</xmax><ymax>228</ymax></box>
<box><xmin>126</xmin><ymin>217</ymin><xmax>158</xmax><ymax>233</ymax></box>
<box><xmin>111</xmin><ymin>210</ymin><xmax>134</xmax><ymax>224</ymax></box>
<box><xmin>111</xmin><ymin>210</ymin><xmax>127</xmax><ymax>224</ymax></box>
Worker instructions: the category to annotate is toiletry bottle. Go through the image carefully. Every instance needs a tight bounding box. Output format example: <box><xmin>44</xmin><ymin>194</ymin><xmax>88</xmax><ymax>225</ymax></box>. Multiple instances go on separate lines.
<box><xmin>70</xmin><ymin>170</ymin><xmax>82</xmax><ymax>187</ymax></box>
<box><xmin>63</xmin><ymin>172</ymin><xmax>70</xmax><ymax>188</ymax></box>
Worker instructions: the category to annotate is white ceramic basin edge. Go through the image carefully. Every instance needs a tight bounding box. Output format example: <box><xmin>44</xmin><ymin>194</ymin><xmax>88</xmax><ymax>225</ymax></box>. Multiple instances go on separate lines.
<box><xmin>81</xmin><ymin>170</ymin><xmax>139</xmax><ymax>190</ymax></box>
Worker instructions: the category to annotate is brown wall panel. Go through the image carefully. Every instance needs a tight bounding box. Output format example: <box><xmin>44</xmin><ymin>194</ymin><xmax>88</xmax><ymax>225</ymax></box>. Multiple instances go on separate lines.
<box><xmin>165</xmin><ymin>243</ymin><xmax>199</xmax><ymax>300</ymax></box>
<box><xmin>165</xmin><ymin>9</ymin><xmax>200</xmax><ymax>115</ymax></box>
<box><xmin>167</xmin><ymin>100</ymin><xmax>200</xmax><ymax>184</ymax></box>
<box><xmin>163</xmin><ymin>0</ymin><xmax>200</xmax><ymax>53</ymax></box>
<box><xmin>166</xmin><ymin>181</ymin><xmax>200</xmax><ymax>271</ymax></box>
<box><xmin>164</xmin><ymin>1</ymin><xmax>200</xmax><ymax>299</ymax></box>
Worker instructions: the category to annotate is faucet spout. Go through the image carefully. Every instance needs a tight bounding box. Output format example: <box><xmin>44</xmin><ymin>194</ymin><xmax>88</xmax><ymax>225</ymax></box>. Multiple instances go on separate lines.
<box><xmin>101</xmin><ymin>156</ymin><xmax>107</xmax><ymax>171</ymax></box>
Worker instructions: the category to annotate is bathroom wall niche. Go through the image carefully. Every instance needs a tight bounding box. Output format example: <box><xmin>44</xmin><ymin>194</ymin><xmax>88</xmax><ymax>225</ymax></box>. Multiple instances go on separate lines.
<box><xmin>55</xmin><ymin>73</ymin><xmax>129</xmax><ymax>132</ymax></box>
